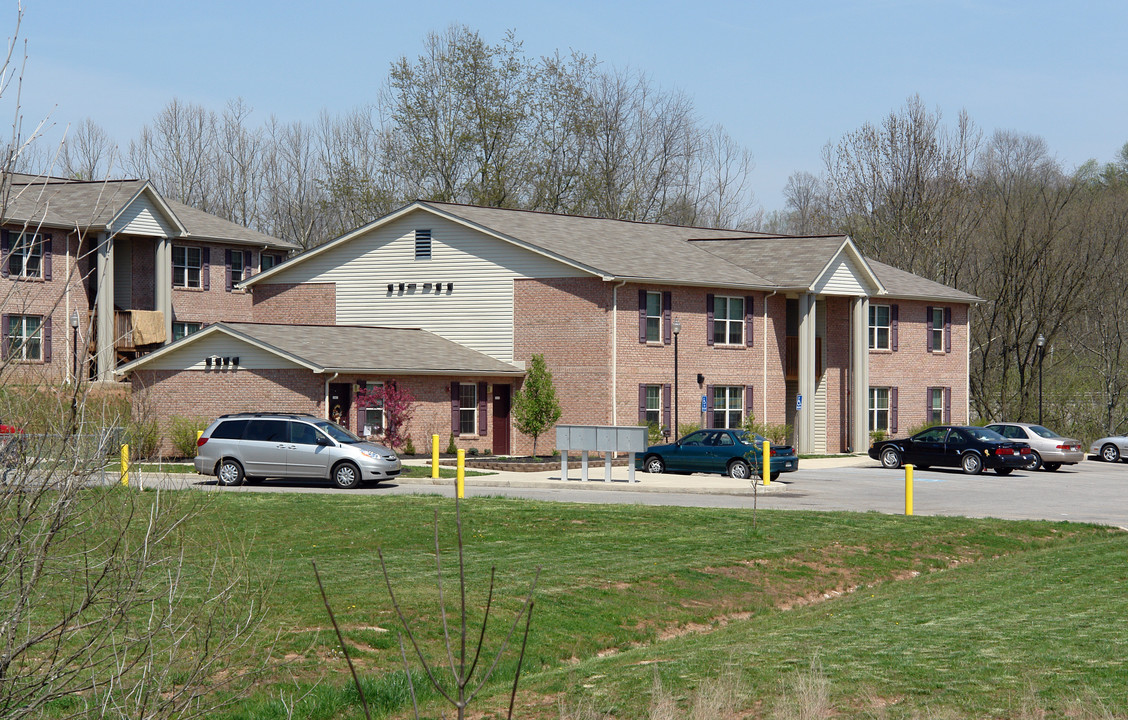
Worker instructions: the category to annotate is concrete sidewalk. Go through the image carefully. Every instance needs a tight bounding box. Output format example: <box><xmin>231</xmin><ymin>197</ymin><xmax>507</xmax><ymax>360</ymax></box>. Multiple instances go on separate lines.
<box><xmin>397</xmin><ymin>454</ymin><xmax>875</xmax><ymax>495</ymax></box>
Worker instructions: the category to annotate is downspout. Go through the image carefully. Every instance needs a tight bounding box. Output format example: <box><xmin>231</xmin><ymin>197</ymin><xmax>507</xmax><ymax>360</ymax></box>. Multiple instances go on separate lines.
<box><xmin>611</xmin><ymin>279</ymin><xmax>627</xmax><ymax>426</ymax></box>
<box><xmin>324</xmin><ymin>372</ymin><xmax>339</xmax><ymax>419</ymax></box>
<box><xmin>762</xmin><ymin>291</ymin><xmax>777</xmax><ymax>424</ymax></box>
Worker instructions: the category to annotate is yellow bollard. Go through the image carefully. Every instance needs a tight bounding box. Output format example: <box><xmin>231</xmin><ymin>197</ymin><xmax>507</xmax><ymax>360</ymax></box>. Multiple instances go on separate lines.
<box><xmin>196</xmin><ymin>430</ymin><xmax>203</xmax><ymax>456</ymax></box>
<box><xmin>762</xmin><ymin>439</ymin><xmax>771</xmax><ymax>486</ymax></box>
<box><xmin>432</xmin><ymin>434</ymin><xmax>440</xmax><ymax>479</ymax></box>
<box><xmin>456</xmin><ymin>449</ymin><xmax>465</xmax><ymax>499</ymax></box>
<box><xmin>905</xmin><ymin>464</ymin><xmax>914</xmax><ymax>516</ymax></box>
<box><xmin>120</xmin><ymin>443</ymin><xmax>130</xmax><ymax>486</ymax></box>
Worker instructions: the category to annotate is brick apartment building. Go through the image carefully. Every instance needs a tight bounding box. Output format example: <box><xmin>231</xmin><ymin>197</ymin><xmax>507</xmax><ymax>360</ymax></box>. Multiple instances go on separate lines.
<box><xmin>120</xmin><ymin>201</ymin><xmax>978</xmax><ymax>456</ymax></box>
<box><xmin>0</xmin><ymin>173</ymin><xmax>296</xmax><ymax>384</ymax></box>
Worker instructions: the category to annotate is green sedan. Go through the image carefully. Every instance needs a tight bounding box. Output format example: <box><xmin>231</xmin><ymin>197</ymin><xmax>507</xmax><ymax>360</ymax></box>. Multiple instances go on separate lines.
<box><xmin>635</xmin><ymin>429</ymin><xmax>798</xmax><ymax>480</ymax></box>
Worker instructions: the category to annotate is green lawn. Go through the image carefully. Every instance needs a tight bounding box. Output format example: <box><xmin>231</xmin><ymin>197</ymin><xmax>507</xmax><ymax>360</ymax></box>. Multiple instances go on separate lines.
<box><xmin>38</xmin><ymin>493</ymin><xmax>1128</xmax><ymax>718</ymax></box>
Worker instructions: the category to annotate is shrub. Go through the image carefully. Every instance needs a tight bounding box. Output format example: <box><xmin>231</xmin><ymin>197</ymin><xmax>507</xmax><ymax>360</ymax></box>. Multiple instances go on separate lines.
<box><xmin>678</xmin><ymin>422</ymin><xmax>701</xmax><ymax>439</ymax></box>
<box><xmin>869</xmin><ymin>429</ymin><xmax>888</xmax><ymax>444</ymax></box>
<box><xmin>402</xmin><ymin>436</ymin><xmax>416</xmax><ymax>455</ymax></box>
<box><xmin>125</xmin><ymin>418</ymin><xmax>160</xmax><ymax>461</ymax></box>
<box><xmin>445</xmin><ymin>434</ymin><xmax>457</xmax><ymax>454</ymax></box>
<box><xmin>742</xmin><ymin>415</ymin><xmax>792</xmax><ymax>446</ymax></box>
<box><xmin>169</xmin><ymin>416</ymin><xmax>210</xmax><ymax>459</ymax></box>
<box><xmin>639</xmin><ymin>420</ymin><xmax>666</xmax><ymax>444</ymax></box>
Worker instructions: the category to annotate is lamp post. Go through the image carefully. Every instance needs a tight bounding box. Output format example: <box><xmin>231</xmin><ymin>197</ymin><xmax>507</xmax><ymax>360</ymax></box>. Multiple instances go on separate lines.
<box><xmin>1036</xmin><ymin>333</ymin><xmax>1046</xmax><ymax>425</ymax></box>
<box><xmin>70</xmin><ymin>310</ymin><xmax>80</xmax><ymax>384</ymax></box>
<box><xmin>672</xmin><ymin>318</ymin><xmax>681</xmax><ymax>440</ymax></box>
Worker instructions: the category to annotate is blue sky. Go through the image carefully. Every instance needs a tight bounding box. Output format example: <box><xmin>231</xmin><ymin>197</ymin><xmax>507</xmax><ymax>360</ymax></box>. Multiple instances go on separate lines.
<box><xmin>15</xmin><ymin>0</ymin><xmax>1128</xmax><ymax>212</ymax></box>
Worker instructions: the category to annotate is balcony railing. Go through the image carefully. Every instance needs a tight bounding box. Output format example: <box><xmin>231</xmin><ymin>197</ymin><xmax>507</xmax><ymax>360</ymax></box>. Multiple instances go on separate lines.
<box><xmin>784</xmin><ymin>336</ymin><xmax>822</xmax><ymax>380</ymax></box>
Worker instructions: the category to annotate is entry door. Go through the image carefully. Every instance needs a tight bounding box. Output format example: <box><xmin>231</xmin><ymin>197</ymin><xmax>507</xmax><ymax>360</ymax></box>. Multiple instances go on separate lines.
<box><xmin>328</xmin><ymin>383</ymin><xmax>352</xmax><ymax>429</ymax></box>
<box><xmin>492</xmin><ymin>384</ymin><xmax>511</xmax><ymax>455</ymax></box>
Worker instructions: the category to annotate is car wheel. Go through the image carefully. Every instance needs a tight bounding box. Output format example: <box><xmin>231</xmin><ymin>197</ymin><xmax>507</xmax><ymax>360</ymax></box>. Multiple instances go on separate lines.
<box><xmin>1101</xmin><ymin>444</ymin><xmax>1121</xmax><ymax>463</ymax></box>
<box><xmin>217</xmin><ymin>459</ymin><xmax>244</xmax><ymax>487</ymax></box>
<box><xmin>1024</xmin><ymin>451</ymin><xmax>1042</xmax><ymax>471</ymax></box>
<box><xmin>644</xmin><ymin>456</ymin><xmax>665</xmax><ymax>474</ymax></box>
<box><xmin>332</xmin><ymin>461</ymin><xmax>362</xmax><ymax>489</ymax></box>
<box><xmin>961</xmin><ymin>453</ymin><xmax>984</xmax><ymax>475</ymax></box>
<box><xmin>995</xmin><ymin>467</ymin><xmax>1014</xmax><ymax>476</ymax></box>
<box><xmin>1043</xmin><ymin>462</ymin><xmax>1061</xmax><ymax>471</ymax></box>
<box><xmin>769</xmin><ymin>470</ymin><xmax>780</xmax><ymax>481</ymax></box>
<box><xmin>880</xmin><ymin>447</ymin><xmax>902</xmax><ymax>469</ymax></box>
<box><xmin>728</xmin><ymin>460</ymin><xmax>751</xmax><ymax>480</ymax></box>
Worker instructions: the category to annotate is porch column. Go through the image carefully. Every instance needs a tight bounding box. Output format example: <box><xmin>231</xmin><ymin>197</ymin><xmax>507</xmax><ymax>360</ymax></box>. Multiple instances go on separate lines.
<box><xmin>155</xmin><ymin>237</ymin><xmax>172</xmax><ymax>343</ymax></box>
<box><xmin>797</xmin><ymin>293</ymin><xmax>817</xmax><ymax>454</ymax></box>
<box><xmin>851</xmin><ymin>296</ymin><xmax>870</xmax><ymax>454</ymax></box>
<box><xmin>95</xmin><ymin>232</ymin><xmax>115</xmax><ymax>382</ymax></box>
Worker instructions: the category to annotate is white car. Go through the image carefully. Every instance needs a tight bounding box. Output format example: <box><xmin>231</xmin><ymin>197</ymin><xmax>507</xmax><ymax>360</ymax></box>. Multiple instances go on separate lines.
<box><xmin>984</xmin><ymin>422</ymin><xmax>1084</xmax><ymax>471</ymax></box>
<box><xmin>1090</xmin><ymin>435</ymin><xmax>1128</xmax><ymax>463</ymax></box>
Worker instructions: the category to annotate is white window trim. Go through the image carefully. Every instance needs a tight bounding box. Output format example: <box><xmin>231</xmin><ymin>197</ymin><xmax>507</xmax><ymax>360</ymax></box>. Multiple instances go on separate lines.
<box><xmin>364</xmin><ymin>381</ymin><xmax>386</xmax><ymax>435</ymax></box>
<box><xmin>9</xmin><ymin>314</ymin><xmax>43</xmax><ymax>361</ymax></box>
<box><xmin>931</xmin><ymin>307</ymin><xmax>945</xmax><ymax>352</ymax></box>
<box><xmin>713</xmin><ymin>295</ymin><xmax>744</xmax><ymax>346</ymax></box>
<box><xmin>459</xmin><ymin>382</ymin><xmax>478</xmax><ymax>435</ymax></box>
<box><xmin>645</xmin><ymin>291</ymin><xmax>662</xmax><ymax>343</ymax></box>
<box><xmin>173</xmin><ymin>245</ymin><xmax>202</xmax><ymax>288</ymax></box>
<box><xmin>9</xmin><ymin>233</ymin><xmax>43</xmax><ymax>278</ymax></box>
<box><xmin>712</xmin><ymin>385</ymin><xmax>743</xmax><ymax>429</ymax></box>
<box><xmin>172</xmin><ymin>322</ymin><xmax>201</xmax><ymax>342</ymax></box>
<box><xmin>644</xmin><ymin>384</ymin><xmax>662</xmax><ymax>427</ymax></box>
<box><xmin>869</xmin><ymin>304</ymin><xmax>891</xmax><ymax>350</ymax></box>
<box><xmin>869</xmin><ymin>387</ymin><xmax>890</xmax><ymax>432</ymax></box>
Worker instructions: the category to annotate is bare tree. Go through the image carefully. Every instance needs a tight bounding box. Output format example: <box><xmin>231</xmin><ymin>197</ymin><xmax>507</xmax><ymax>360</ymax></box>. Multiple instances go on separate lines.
<box><xmin>60</xmin><ymin>118</ymin><xmax>118</xmax><ymax>180</ymax></box>
<box><xmin>127</xmin><ymin>98</ymin><xmax>217</xmax><ymax>209</ymax></box>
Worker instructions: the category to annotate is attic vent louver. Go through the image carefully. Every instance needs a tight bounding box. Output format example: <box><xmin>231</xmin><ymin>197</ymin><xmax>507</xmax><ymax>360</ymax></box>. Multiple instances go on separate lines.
<box><xmin>415</xmin><ymin>229</ymin><xmax>432</xmax><ymax>260</ymax></box>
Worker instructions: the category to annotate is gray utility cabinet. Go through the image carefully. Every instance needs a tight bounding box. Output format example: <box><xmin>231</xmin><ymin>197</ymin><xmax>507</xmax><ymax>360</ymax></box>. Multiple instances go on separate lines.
<box><xmin>555</xmin><ymin>424</ymin><xmax>649</xmax><ymax>482</ymax></box>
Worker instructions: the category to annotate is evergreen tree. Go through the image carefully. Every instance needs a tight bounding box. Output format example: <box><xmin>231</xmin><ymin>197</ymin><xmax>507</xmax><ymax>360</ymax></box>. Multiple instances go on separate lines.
<box><xmin>511</xmin><ymin>353</ymin><xmax>562</xmax><ymax>459</ymax></box>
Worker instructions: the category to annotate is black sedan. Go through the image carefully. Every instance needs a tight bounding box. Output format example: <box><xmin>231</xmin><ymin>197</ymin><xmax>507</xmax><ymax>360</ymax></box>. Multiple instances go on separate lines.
<box><xmin>869</xmin><ymin>425</ymin><xmax>1034</xmax><ymax>475</ymax></box>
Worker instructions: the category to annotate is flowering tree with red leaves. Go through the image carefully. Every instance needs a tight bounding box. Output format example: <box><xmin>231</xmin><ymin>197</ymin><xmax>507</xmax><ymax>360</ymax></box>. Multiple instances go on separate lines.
<box><xmin>356</xmin><ymin>382</ymin><xmax>416</xmax><ymax>451</ymax></box>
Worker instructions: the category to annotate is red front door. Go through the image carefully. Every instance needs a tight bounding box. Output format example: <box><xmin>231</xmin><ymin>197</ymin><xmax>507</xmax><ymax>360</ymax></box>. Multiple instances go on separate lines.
<box><xmin>492</xmin><ymin>384</ymin><xmax>511</xmax><ymax>455</ymax></box>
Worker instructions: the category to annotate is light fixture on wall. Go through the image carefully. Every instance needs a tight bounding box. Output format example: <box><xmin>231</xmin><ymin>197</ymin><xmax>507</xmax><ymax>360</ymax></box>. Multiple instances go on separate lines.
<box><xmin>696</xmin><ymin>373</ymin><xmax>704</xmax><ymax>385</ymax></box>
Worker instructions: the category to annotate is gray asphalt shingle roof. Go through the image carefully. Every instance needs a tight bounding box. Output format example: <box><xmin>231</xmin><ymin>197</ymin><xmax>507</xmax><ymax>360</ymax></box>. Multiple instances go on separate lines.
<box><xmin>220</xmin><ymin>323</ymin><xmax>524</xmax><ymax>375</ymax></box>
<box><xmin>864</xmin><ymin>259</ymin><xmax>981</xmax><ymax>303</ymax></box>
<box><xmin>3</xmin><ymin>173</ymin><xmax>295</xmax><ymax>249</ymax></box>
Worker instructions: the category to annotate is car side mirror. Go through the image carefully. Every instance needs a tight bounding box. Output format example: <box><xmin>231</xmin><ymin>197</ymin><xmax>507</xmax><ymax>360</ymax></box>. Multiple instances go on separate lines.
<box><xmin>317</xmin><ymin>435</ymin><xmax>333</xmax><ymax>446</ymax></box>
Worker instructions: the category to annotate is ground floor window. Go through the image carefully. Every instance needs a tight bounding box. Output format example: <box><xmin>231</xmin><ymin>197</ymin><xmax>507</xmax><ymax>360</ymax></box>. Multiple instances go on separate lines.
<box><xmin>644</xmin><ymin>385</ymin><xmax>661</xmax><ymax>426</ymax></box>
<box><xmin>712</xmin><ymin>386</ymin><xmax>743</xmax><ymax>429</ymax></box>
<box><xmin>459</xmin><ymin>383</ymin><xmax>477</xmax><ymax>435</ymax></box>
<box><xmin>5</xmin><ymin>314</ymin><xmax>43</xmax><ymax>360</ymax></box>
<box><xmin>869</xmin><ymin>388</ymin><xmax>890</xmax><ymax>432</ymax></box>
<box><xmin>172</xmin><ymin>322</ymin><xmax>201</xmax><ymax>342</ymax></box>
<box><xmin>363</xmin><ymin>382</ymin><xmax>385</xmax><ymax>435</ymax></box>
<box><xmin>928</xmin><ymin>387</ymin><xmax>949</xmax><ymax>425</ymax></box>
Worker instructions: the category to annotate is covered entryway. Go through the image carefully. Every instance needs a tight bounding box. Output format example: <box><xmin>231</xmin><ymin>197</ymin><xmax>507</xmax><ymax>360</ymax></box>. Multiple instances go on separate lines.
<box><xmin>328</xmin><ymin>383</ymin><xmax>352</xmax><ymax>429</ymax></box>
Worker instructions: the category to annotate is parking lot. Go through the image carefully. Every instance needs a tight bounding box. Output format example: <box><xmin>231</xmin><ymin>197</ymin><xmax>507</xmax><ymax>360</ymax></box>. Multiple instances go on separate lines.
<box><xmin>144</xmin><ymin>455</ymin><xmax>1128</xmax><ymax>528</ymax></box>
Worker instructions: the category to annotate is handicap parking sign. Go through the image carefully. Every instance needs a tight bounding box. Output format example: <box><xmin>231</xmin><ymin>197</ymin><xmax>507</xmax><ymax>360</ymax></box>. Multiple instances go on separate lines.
<box><xmin>796</xmin><ymin>394</ymin><xmax>803</xmax><ymax>411</ymax></box>
<box><xmin>701</xmin><ymin>395</ymin><xmax>707</xmax><ymax>412</ymax></box>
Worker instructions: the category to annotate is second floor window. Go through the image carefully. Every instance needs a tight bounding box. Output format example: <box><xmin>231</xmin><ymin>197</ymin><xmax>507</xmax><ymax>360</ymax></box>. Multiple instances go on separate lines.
<box><xmin>172</xmin><ymin>322</ymin><xmax>201</xmax><ymax>342</ymax></box>
<box><xmin>260</xmin><ymin>253</ymin><xmax>283</xmax><ymax>271</ymax></box>
<box><xmin>645</xmin><ymin>291</ymin><xmax>662</xmax><ymax>343</ymax></box>
<box><xmin>713</xmin><ymin>296</ymin><xmax>744</xmax><ymax>345</ymax></box>
<box><xmin>8</xmin><ymin>233</ymin><xmax>43</xmax><ymax>278</ymax></box>
<box><xmin>869</xmin><ymin>305</ymin><xmax>890</xmax><ymax>350</ymax></box>
<box><xmin>173</xmin><ymin>246</ymin><xmax>202</xmax><ymax>288</ymax></box>
<box><xmin>929</xmin><ymin>307</ymin><xmax>946</xmax><ymax>352</ymax></box>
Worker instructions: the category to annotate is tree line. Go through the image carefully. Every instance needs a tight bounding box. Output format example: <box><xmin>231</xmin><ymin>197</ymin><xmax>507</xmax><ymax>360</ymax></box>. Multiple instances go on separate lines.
<box><xmin>766</xmin><ymin>95</ymin><xmax>1128</xmax><ymax>438</ymax></box>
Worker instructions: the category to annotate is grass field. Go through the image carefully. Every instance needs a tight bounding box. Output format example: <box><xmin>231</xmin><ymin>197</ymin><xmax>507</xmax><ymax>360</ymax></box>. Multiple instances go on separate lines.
<box><xmin>38</xmin><ymin>492</ymin><xmax>1128</xmax><ymax>719</ymax></box>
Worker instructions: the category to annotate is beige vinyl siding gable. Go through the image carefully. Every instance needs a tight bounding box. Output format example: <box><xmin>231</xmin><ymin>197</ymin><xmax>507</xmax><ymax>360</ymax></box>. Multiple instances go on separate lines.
<box><xmin>135</xmin><ymin>334</ymin><xmax>305</xmax><ymax>371</ymax></box>
<box><xmin>110</xmin><ymin>194</ymin><xmax>177</xmax><ymax>238</ymax></box>
<box><xmin>812</xmin><ymin>252</ymin><xmax>869</xmax><ymax>296</ymax></box>
<box><xmin>257</xmin><ymin>212</ymin><xmax>588</xmax><ymax>363</ymax></box>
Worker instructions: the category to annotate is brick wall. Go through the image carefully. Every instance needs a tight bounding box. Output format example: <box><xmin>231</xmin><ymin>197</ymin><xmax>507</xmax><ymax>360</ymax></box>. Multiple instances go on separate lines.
<box><xmin>252</xmin><ymin>283</ymin><xmax>336</xmax><ymax>324</ymax></box>
<box><xmin>1</xmin><ymin>227</ymin><xmax>91</xmax><ymax>384</ymax></box>
<box><xmin>170</xmin><ymin>241</ymin><xmax>260</xmax><ymax>326</ymax></box>
<box><xmin>868</xmin><ymin>299</ymin><xmax>968</xmax><ymax>434</ymax></box>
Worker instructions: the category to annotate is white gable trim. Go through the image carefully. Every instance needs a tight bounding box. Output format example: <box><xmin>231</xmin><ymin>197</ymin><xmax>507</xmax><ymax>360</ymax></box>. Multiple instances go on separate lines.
<box><xmin>811</xmin><ymin>239</ymin><xmax>886</xmax><ymax>296</ymax></box>
<box><xmin>107</xmin><ymin>183</ymin><xmax>187</xmax><ymax>237</ymax></box>
<box><xmin>241</xmin><ymin>201</ymin><xmax>603</xmax><ymax>288</ymax></box>
<box><xmin>116</xmin><ymin>324</ymin><xmax>321</xmax><ymax>376</ymax></box>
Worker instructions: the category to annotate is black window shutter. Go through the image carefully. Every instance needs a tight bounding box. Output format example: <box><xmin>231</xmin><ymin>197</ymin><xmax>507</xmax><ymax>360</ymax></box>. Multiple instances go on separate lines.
<box><xmin>944</xmin><ymin>307</ymin><xmax>952</xmax><ymax>353</ymax></box>
<box><xmin>944</xmin><ymin>387</ymin><xmax>951</xmax><ymax>423</ymax></box>
<box><xmin>42</xmin><ymin>317</ymin><xmax>51</xmax><ymax>362</ymax></box>
<box><xmin>225</xmin><ymin>249</ymin><xmax>233</xmax><ymax>292</ymax></box>
<box><xmin>745</xmin><ymin>385</ymin><xmax>755</xmax><ymax>422</ymax></box>
<box><xmin>243</xmin><ymin>250</ymin><xmax>252</xmax><ymax>280</ymax></box>
<box><xmin>0</xmin><ymin>314</ymin><xmax>7</xmax><ymax>359</ymax></box>
<box><xmin>705</xmin><ymin>385</ymin><xmax>714</xmax><ymax>428</ymax></box>
<box><xmin>926</xmin><ymin>387</ymin><xmax>934</xmax><ymax>419</ymax></box>
<box><xmin>43</xmin><ymin>235</ymin><xmax>52</xmax><ymax>281</ymax></box>
<box><xmin>638</xmin><ymin>289</ymin><xmax>646</xmax><ymax>344</ymax></box>
<box><xmin>662</xmin><ymin>383</ymin><xmax>671</xmax><ymax>431</ymax></box>
<box><xmin>201</xmin><ymin>248</ymin><xmax>210</xmax><ymax>290</ymax></box>
<box><xmin>250</xmin><ymin>251</ymin><xmax>259</xmax><ymax>275</ymax></box>
<box><xmin>356</xmin><ymin>380</ymin><xmax>367</xmax><ymax>431</ymax></box>
<box><xmin>706</xmin><ymin>294</ymin><xmax>715</xmax><ymax>346</ymax></box>
<box><xmin>1</xmin><ymin>230</ymin><xmax>9</xmax><ymax>278</ymax></box>
<box><xmin>745</xmin><ymin>296</ymin><xmax>754</xmax><ymax>347</ymax></box>
<box><xmin>450</xmin><ymin>382</ymin><xmax>460</xmax><ymax>434</ymax></box>
<box><xmin>891</xmin><ymin>304</ymin><xmax>899</xmax><ymax>351</ymax></box>
<box><xmin>926</xmin><ymin>306</ymin><xmax>934</xmax><ymax>351</ymax></box>
<box><xmin>662</xmin><ymin>291</ymin><xmax>671</xmax><ymax>345</ymax></box>
<box><xmin>638</xmin><ymin>384</ymin><xmax>647</xmax><ymax>423</ymax></box>
<box><xmin>478</xmin><ymin>381</ymin><xmax>488</xmax><ymax>436</ymax></box>
<box><xmin>891</xmin><ymin>387</ymin><xmax>899</xmax><ymax>434</ymax></box>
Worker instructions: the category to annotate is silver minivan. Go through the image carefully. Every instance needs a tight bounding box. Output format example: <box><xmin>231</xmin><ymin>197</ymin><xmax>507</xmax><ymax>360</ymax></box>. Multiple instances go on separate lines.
<box><xmin>194</xmin><ymin>413</ymin><xmax>401</xmax><ymax>488</ymax></box>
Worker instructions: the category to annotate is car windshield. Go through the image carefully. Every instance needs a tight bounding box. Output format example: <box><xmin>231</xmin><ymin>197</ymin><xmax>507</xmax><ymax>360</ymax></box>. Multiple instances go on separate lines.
<box><xmin>314</xmin><ymin>420</ymin><xmax>361</xmax><ymax>444</ymax></box>
<box><xmin>735</xmin><ymin>430</ymin><xmax>767</xmax><ymax>446</ymax></box>
<box><xmin>965</xmin><ymin>426</ymin><xmax>1006</xmax><ymax>441</ymax></box>
<box><xmin>1028</xmin><ymin>425</ymin><xmax>1062</xmax><ymax>439</ymax></box>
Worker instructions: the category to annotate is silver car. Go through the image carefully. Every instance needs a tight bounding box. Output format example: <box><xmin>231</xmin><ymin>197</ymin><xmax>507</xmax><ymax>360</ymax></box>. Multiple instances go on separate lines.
<box><xmin>1089</xmin><ymin>435</ymin><xmax>1128</xmax><ymax>463</ymax></box>
<box><xmin>984</xmin><ymin>422</ymin><xmax>1084</xmax><ymax>471</ymax></box>
<box><xmin>194</xmin><ymin>413</ymin><xmax>402</xmax><ymax>489</ymax></box>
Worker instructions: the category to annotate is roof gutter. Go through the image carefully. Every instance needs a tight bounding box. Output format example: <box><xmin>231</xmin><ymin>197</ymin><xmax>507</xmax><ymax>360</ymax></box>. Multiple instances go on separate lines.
<box><xmin>324</xmin><ymin>373</ymin><xmax>339</xmax><ymax>421</ymax></box>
